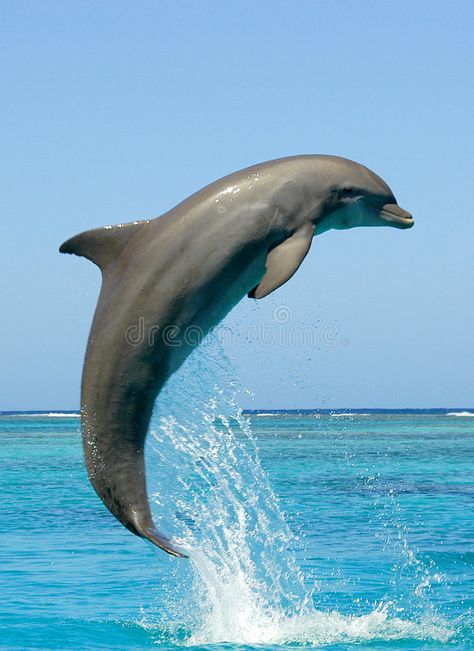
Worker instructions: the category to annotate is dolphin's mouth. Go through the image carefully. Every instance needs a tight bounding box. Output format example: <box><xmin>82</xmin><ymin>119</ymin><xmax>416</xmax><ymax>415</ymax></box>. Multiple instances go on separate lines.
<box><xmin>380</xmin><ymin>203</ymin><xmax>414</xmax><ymax>229</ymax></box>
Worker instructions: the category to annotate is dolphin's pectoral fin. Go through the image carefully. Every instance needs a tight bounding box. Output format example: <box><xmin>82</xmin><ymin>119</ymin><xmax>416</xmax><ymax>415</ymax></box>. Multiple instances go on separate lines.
<box><xmin>59</xmin><ymin>220</ymin><xmax>149</xmax><ymax>272</ymax></box>
<box><xmin>249</xmin><ymin>223</ymin><xmax>314</xmax><ymax>299</ymax></box>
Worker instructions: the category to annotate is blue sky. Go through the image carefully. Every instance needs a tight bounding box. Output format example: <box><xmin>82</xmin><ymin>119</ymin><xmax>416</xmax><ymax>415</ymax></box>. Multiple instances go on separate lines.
<box><xmin>1</xmin><ymin>1</ymin><xmax>473</xmax><ymax>409</ymax></box>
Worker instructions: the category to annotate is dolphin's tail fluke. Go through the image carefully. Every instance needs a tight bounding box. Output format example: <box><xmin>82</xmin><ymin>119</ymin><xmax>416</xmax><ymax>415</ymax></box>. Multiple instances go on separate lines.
<box><xmin>81</xmin><ymin>402</ymin><xmax>189</xmax><ymax>559</ymax></box>
<box><xmin>137</xmin><ymin>524</ymin><xmax>188</xmax><ymax>558</ymax></box>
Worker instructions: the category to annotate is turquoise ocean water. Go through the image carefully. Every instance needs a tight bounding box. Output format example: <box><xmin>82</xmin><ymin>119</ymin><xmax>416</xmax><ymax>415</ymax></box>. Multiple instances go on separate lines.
<box><xmin>1</xmin><ymin>351</ymin><xmax>473</xmax><ymax>650</ymax></box>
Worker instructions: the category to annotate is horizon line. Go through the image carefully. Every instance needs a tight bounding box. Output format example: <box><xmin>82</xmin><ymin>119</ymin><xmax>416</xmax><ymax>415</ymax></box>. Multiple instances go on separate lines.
<box><xmin>1</xmin><ymin>407</ymin><xmax>473</xmax><ymax>415</ymax></box>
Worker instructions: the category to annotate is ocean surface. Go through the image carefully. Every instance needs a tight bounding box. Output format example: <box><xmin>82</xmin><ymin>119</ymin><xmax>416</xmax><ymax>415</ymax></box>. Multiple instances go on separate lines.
<box><xmin>2</xmin><ymin>356</ymin><xmax>473</xmax><ymax>650</ymax></box>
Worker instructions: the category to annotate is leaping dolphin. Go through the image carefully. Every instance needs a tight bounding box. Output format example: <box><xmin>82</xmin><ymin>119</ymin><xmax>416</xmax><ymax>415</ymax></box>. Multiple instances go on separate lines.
<box><xmin>60</xmin><ymin>155</ymin><xmax>413</xmax><ymax>556</ymax></box>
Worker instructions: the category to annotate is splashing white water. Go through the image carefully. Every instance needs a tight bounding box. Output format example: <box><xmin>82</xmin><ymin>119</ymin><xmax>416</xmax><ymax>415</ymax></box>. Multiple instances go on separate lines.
<box><xmin>187</xmin><ymin>601</ymin><xmax>451</xmax><ymax>646</ymax></box>
<box><xmin>147</xmin><ymin>340</ymin><xmax>310</xmax><ymax>634</ymax></box>
<box><xmin>143</xmin><ymin>337</ymin><xmax>453</xmax><ymax>646</ymax></box>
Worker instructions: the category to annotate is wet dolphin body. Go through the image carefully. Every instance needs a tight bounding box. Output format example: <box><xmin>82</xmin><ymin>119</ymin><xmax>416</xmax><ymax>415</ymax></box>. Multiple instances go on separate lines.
<box><xmin>60</xmin><ymin>155</ymin><xmax>413</xmax><ymax>556</ymax></box>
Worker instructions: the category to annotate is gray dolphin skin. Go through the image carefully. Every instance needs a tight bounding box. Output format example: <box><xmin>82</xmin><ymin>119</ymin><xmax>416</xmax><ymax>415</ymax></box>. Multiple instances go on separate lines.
<box><xmin>60</xmin><ymin>155</ymin><xmax>413</xmax><ymax>557</ymax></box>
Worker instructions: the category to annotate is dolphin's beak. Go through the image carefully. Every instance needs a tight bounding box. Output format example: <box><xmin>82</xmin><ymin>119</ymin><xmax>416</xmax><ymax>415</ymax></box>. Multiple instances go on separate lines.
<box><xmin>380</xmin><ymin>203</ymin><xmax>414</xmax><ymax>229</ymax></box>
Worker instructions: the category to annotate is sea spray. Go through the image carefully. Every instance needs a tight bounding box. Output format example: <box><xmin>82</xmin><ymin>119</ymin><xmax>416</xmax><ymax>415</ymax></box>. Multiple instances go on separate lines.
<box><xmin>146</xmin><ymin>337</ymin><xmax>311</xmax><ymax>641</ymax></box>
<box><xmin>143</xmin><ymin>338</ymin><xmax>453</xmax><ymax>646</ymax></box>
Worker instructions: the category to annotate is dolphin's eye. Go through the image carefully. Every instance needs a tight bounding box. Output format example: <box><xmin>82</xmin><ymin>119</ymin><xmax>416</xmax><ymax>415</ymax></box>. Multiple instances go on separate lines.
<box><xmin>341</xmin><ymin>187</ymin><xmax>355</xmax><ymax>195</ymax></box>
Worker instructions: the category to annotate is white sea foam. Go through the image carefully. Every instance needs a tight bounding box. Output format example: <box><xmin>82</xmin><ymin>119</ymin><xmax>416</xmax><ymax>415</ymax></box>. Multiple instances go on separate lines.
<box><xmin>446</xmin><ymin>411</ymin><xmax>474</xmax><ymax>417</ymax></box>
<box><xmin>6</xmin><ymin>412</ymin><xmax>79</xmax><ymax>418</ymax></box>
<box><xmin>252</xmin><ymin>412</ymin><xmax>323</xmax><ymax>418</ymax></box>
<box><xmin>45</xmin><ymin>412</ymin><xmax>79</xmax><ymax>417</ymax></box>
<box><xmin>331</xmin><ymin>412</ymin><xmax>371</xmax><ymax>417</ymax></box>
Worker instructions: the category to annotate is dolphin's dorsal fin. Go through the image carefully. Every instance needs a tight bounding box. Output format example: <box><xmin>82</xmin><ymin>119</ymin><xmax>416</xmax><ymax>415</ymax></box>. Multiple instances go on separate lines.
<box><xmin>59</xmin><ymin>220</ymin><xmax>149</xmax><ymax>272</ymax></box>
<box><xmin>249</xmin><ymin>223</ymin><xmax>314</xmax><ymax>299</ymax></box>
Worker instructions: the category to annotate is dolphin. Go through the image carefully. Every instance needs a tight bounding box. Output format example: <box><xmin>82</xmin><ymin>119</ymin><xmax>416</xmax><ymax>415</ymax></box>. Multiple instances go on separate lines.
<box><xmin>60</xmin><ymin>155</ymin><xmax>413</xmax><ymax>556</ymax></box>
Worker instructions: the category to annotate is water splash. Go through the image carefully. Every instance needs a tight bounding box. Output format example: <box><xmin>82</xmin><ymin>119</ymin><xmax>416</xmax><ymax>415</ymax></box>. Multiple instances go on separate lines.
<box><xmin>146</xmin><ymin>338</ymin><xmax>311</xmax><ymax>639</ymax></box>
<box><xmin>143</xmin><ymin>336</ymin><xmax>453</xmax><ymax>646</ymax></box>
